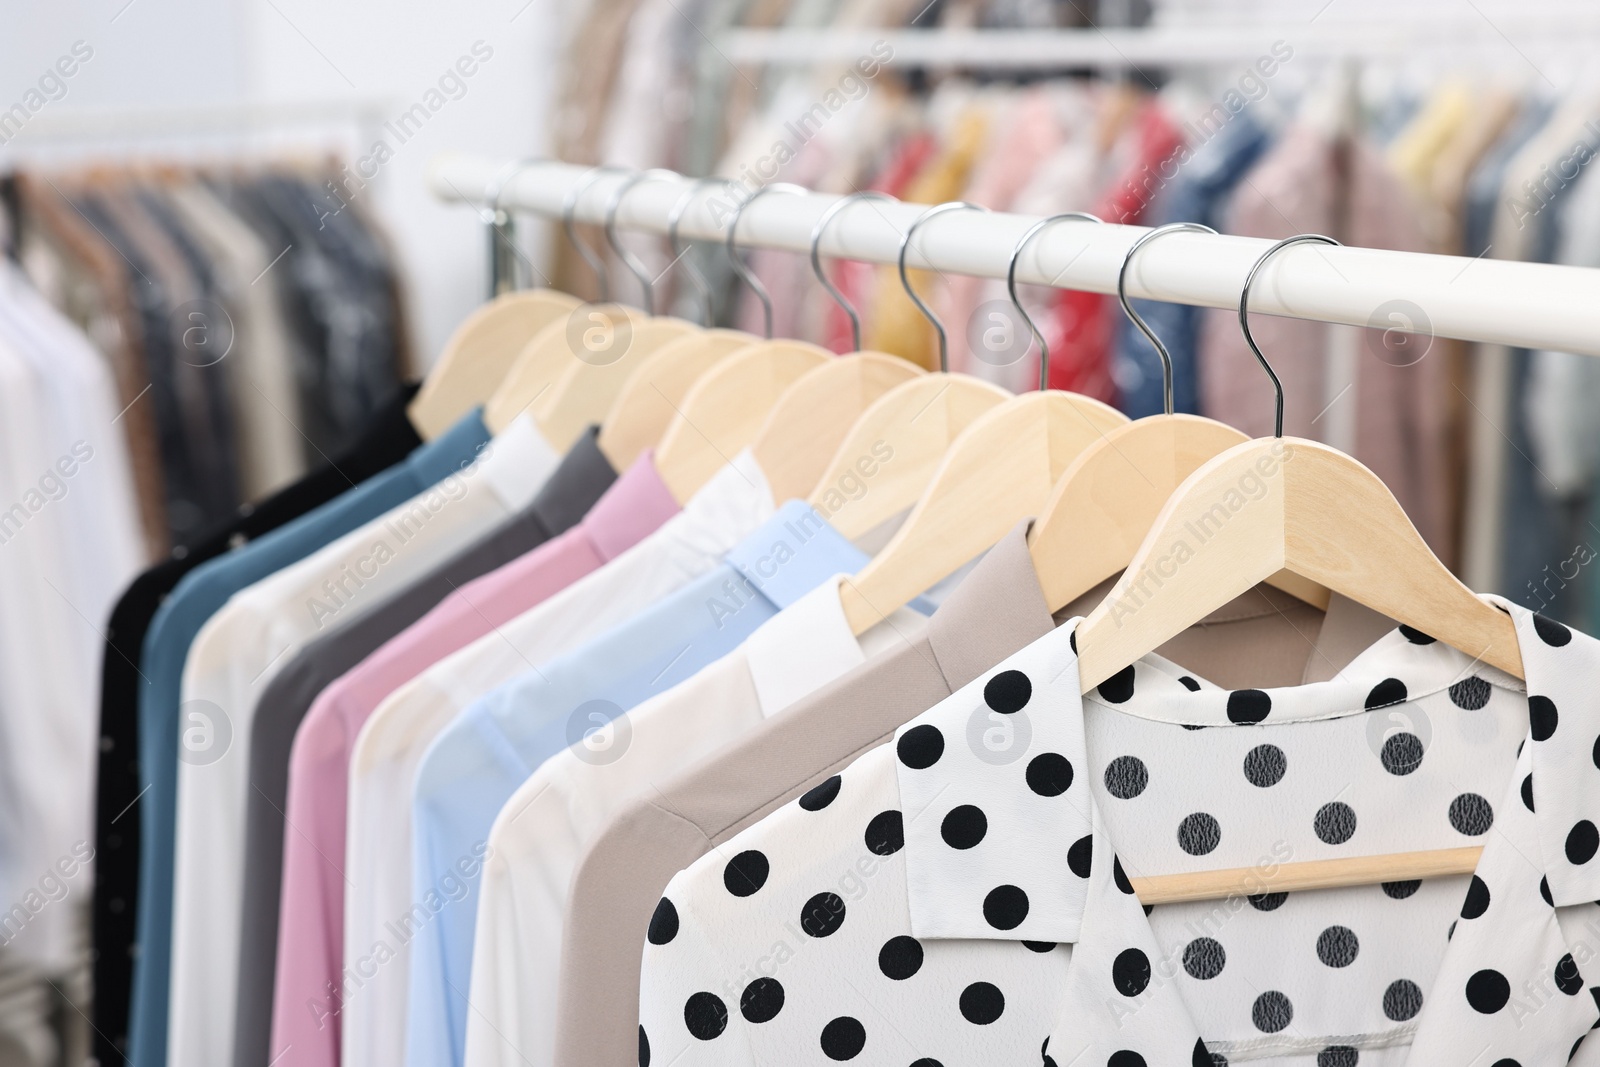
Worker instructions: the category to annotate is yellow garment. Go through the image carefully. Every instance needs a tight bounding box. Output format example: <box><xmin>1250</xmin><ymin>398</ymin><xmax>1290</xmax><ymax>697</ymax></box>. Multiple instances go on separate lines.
<box><xmin>863</xmin><ymin>107</ymin><xmax>992</xmax><ymax>369</ymax></box>
<box><xmin>1388</xmin><ymin>84</ymin><xmax>1473</xmax><ymax>194</ymax></box>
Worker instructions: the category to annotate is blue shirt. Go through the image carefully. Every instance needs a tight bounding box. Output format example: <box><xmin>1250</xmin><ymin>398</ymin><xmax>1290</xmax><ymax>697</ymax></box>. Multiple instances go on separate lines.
<box><xmin>403</xmin><ymin>501</ymin><xmax>925</xmax><ymax>1067</ymax></box>
<box><xmin>1112</xmin><ymin>111</ymin><xmax>1273</xmax><ymax>419</ymax></box>
<box><xmin>127</xmin><ymin>411</ymin><xmax>491</xmax><ymax>1067</ymax></box>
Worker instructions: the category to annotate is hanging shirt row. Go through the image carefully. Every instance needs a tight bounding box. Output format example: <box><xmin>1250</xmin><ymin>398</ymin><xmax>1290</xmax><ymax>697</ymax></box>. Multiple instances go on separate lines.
<box><xmin>70</xmin><ymin>131</ymin><xmax>1600</xmax><ymax>1067</ymax></box>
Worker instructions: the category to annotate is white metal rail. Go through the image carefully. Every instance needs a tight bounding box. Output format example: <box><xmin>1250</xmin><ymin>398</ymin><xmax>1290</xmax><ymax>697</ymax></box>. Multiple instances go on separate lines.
<box><xmin>428</xmin><ymin>153</ymin><xmax>1600</xmax><ymax>358</ymax></box>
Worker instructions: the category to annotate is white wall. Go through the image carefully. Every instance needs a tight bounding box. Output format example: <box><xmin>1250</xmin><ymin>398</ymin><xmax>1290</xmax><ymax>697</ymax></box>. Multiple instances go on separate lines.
<box><xmin>3</xmin><ymin>0</ymin><xmax>565</xmax><ymax>368</ymax></box>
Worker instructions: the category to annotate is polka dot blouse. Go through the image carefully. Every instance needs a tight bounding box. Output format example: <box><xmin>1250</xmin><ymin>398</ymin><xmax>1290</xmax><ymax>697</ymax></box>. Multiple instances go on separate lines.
<box><xmin>637</xmin><ymin>599</ymin><xmax>1600</xmax><ymax>1065</ymax></box>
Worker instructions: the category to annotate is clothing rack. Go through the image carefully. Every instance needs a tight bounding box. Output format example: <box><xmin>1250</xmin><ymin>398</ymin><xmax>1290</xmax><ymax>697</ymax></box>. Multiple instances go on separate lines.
<box><xmin>718</xmin><ymin>13</ymin><xmax>1600</xmax><ymax>68</ymax></box>
<box><xmin>428</xmin><ymin>153</ymin><xmax>1600</xmax><ymax>359</ymax></box>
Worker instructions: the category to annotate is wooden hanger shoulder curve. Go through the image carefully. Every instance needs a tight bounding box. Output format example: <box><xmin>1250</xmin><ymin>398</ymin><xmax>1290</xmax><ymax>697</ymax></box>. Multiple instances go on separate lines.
<box><xmin>653</xmin><ymin>340</ymin><xmax>833</xmax><ymax>505</ymax></box>
<box><xmin>752</xmin><ymin>351</ymin><xmax>924</xmax><ymax>504</ymax></box>
<box><xmin>840</xmin><ymin>390</ymin><xmax>1129</xmax><ymax>635</ymax></box>
<box><xmin>530</xmin><ymin>315</ymin><xmax>701</xmax><ymax>451</ymax></box>
<box><xmin>809</xmin><ymin>373</ymin><xmax>1011</xmax><ymax>541</ymax></box>
<box><xmin>409</xmin><ymin>289</ymin><xmax>581</xmax><ymax>439</ymax></box>
<box><xmin>1073</xmin><ymin>436</ymin><xmax>1523</xmax><ymax>693</ymax></box>
<box><xmin>597</xmin><ymin>328</ymin><xmax>760</xmax><ymax>472</ymax></box>
<box><xmin>481</xmin><ymin>303</ymin><xmax>644</xmax><ymax>436</ymax></box>
<box><xmin>1029</xmin><ymin>415</ymin><xmax>1331</xmax><ymax>613</ymax></box>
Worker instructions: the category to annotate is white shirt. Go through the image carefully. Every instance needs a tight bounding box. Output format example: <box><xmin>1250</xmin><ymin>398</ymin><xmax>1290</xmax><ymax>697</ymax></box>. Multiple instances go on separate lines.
<box><xmin>0</xmin><ymin>267</ymin><xmax>142</xmax><ymax>967</ymax></box>
<box><xmin>342</xmin><ymin>451</ymin><xmax>775</xmax><ymax>1067</ymax></box>
<box><xmin>640</xmin><ymin>600</ymin><xmax>1600</xmax><ymax>1066</ymax></box>
<box><xmin>462</xmin><ymin>577</ymin><xmax>927</xmax><ymax>1067</ymax></box>
<box><xmin>164</xmin><ymin>414</ymin><xmax>559</xmax><ymax>1067</ymax></box>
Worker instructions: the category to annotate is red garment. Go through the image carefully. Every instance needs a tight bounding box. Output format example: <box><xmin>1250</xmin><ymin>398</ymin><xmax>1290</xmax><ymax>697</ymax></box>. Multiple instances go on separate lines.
<box><xmin>1047</xmin><ymin>100</ymin><xmax>1184</xmax><ymax>402</ymax></box>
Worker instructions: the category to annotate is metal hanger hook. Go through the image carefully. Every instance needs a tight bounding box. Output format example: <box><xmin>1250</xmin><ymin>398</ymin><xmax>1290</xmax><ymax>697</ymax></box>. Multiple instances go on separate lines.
<box><xmin>900</xmin><ymin>201</ymin><xmax>986</xmax><ymax>373</ymax></box>
<box><xmin>726</xmin><ymin>182</ymin><xmax>808</xmax><ymax>339</ymax></box>
<box><xmin>1239</xmin><ymin>233</ymin><xmax>1340</xmax><ymax>437</ymax></box>
<box><xmin>1007</xmin><ymin>211</ymin><xmax>1102</xmax><ymax>392</ymax></box>
<box><xmin>604</xmin><ymin>168</ymin><xmax>678</xmax><ymax>314</ymax></box>
<box><xmin>667</xmin><ymin>178</ymin><xmax>736</xmax><ymax>327</ymax></box>
<box><xmin>810</xmin><ymin>191</ymin><xmax>895</xmax><ymax>352</ymax></box>
<box><xmin>1118</xmin><ymin>222</ymin><xmax>1216</xmax><ymax>415</ymax></box>
<box><xmin>562</xmin><ymin>165</ymin><xmax>630</xmax><ymax>304</ymax></box>
<box><xmin>482</xmin><ymin>156</ymin><xmax>550</xmax><ymax>296</ymax></box>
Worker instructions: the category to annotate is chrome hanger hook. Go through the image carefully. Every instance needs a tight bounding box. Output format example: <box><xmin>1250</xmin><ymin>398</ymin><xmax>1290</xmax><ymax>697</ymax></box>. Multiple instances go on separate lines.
<box><xmin>604</xmin><ymin>168</ymin><xmax>678</xmax><ymax>314</ymax></box>
<box><xmin>482</xmin><ymin>156</ymin><xmax>550</xmax><ymax>297</ymax></box>
<box><xmin>810</xmin><ymin>191</ymin><xmax>895</xmax><ymax>352</ymax></box>
<box><xmin>1118</xmin><ymin>222</ymin><xmax>1216</xmax><ymax>415</ymax></box>
<box><xmin>1239</xmin><ymin>233</ymin><xmax>1341</xmax><ymax>438</ymax></box>
<box><xmin>1007</xmin><ymin>211</ymin><xmax>1102</xmax><ymax>392</ymax></box>
<box><xmin>899</xmin><ymin>201</ymin><xmax>986</xmax><ymax>373</ymax></box>
<box><xmin>562</xmin><ymin>165</ymin><xmax>629</xmax><ymax>304</ymax></box>
<box><xmin>726</xmin><ymin>183</ymin><xmax>808</xmax><ymax>340</ymax></box>
<box><xmin>667</xmin><ymin>178</ymin><xmax>735</xmax><ymax>327</ymax></box>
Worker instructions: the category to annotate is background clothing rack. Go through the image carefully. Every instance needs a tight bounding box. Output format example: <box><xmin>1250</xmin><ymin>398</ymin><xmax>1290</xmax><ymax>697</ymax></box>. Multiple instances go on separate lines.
<box><xmin>428</xmin><ymin>154</ymin><xmax>1600</xmax><ymax>360</ymax></box>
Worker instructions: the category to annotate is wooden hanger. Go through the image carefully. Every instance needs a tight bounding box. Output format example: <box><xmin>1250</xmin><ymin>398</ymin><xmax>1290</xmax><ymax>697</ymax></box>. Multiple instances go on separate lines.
<box><xmin>651</xmin><ymin>183</ymin><xmax>832</xmax><ymax>503</ymax></box>
<box><xmin>802</xmin><ymin>197</ymin><xmax>1010</xmax><ymax>538</ymax></box>
<box><xmin>1074</xmin><ymin>235</ymin><xmax>1521</xmax><ymax>905</ymax></box>
<box><xmin>838</xmin><ymin>203</ymin><xmax>1130</xmax><ymax>634</ymax></box>
<box><xmin>753</xmin><ymin>191</ymin><xmax>931</xmax><ymax>503</ymax></box>
<box><xmin>409</xmin><ymin>160</ymin><xmax>582</xmax><ymax>439</ymax></box>
<box><xmin>480</xmin><ymin>167</ymin><xmax>660</xmax><ymax>437</ymax></box>
<box><xmin>532</xmin><ymin>171</ymin><xmax>704</xmax><ymax>451</ymax></box>
<box><xmin>1028</xmin><ymin>222</ymin><xmax>1330</xmax><ymax>612</ymax></box>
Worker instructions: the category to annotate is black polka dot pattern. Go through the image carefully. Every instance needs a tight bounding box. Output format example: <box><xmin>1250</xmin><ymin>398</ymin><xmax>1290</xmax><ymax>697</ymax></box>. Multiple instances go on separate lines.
<box><xmin>1530</xmin><ymin>695</ymin><xmax>1559</xmax><ymax>742</ymax></box>
<box><xmin>1534</xmin><ymin>612</ymin><xmax>1573</xmax><ymax>646</ymax></box>
<box><xmin>863</xmin><ymin>810</ymin><xmax>903</xmax><ymax>856</ymax></box>
<box><xmin>983</xmin><ymin>885</ymin><xmax>1028</xmax><ymax>930</ymax></box>
<box><xmin>1318</xmin><ymin>1046</ymin><xmax>1359</xmax><ymax>1066</ymax></box>
<box><xmin>1314</xmin><ymin>802</ymin><xmax>1357</xmax><ymax>845</ymax></box>
<box><xmin>940</xmin><ymin>805</ymin><xmax>988</xmax><ymax>850</ymax></box>
<box><xmin>877</xmin><ymin>936</ymin><xmax>923</xmax><ymax>981</ymax></box>
<box><xmin>1242</xmin><ymin>744</ymin><xmax>1286</xmax><ymax>787</ymax></box>
<box><xmin>1399</xmin><ymin>624</ymin><xmax>1436</xmax><ymax>644</ymax></box>
<box><xmin>985</xmin><ymin>670</ymin><xmax>1032</xmax><ymax>713</ymax></box>
<box><xmin>1183</xmin><ymin>938</ymin><xmax>1226</xmax><ymax>980</ymax></box>
<box><xmin>1381</xmin><ymin>880</ymin><xmax>1420</xmax><ymax>899</ymax></box>
<box><xmin>1112</xmin><ymin>948</ymin><xmax>1152</xmax><ymax>997</ymax></box>
<box><xmin>1251</xmin><ymin>990</ymin><xmax>1293</xmax><ymax>1032</ymax></box>
<box><xmin>1316</xmin><ymin>925</ymin><xmax>1359</xmax><ymax>968</ymax></box>
<box><xmin>1103</xmin><ymin>756</ymin><xmax>1149</xmax><ymax>800</ymax></box>
<box><xmin>1366</xmin><ymin>678</ymin><xmax>1407</xmax><ymax>709</ymax></box>
<box><xmin>723</xmin><ymin>851</ymin><xmax>769</xmax><ymax>897</ymax></box>
<box><xmin>1098</xmin><ymin>666</ymin><xmax>1136</xmax><ymax>704</ymax></box>
<box><xmin>897</xmin><ymin>725</ymin><xmax>944</xmax><ymax>769</ymax></box>
<box><xmin>740</xmin><ymin>978</ymin><xmax>784</xmax><ymax>1023</ymax></box>
<box><xmin>1450</xmin><ymin>675</ymin><xmax>1491</xmax><ymax>710</ymax></box>
<box><xmin>1177</xmin><ymin>813</ymin><xmax>1221</xmax><ymax>856</ymax></box>
<box><xmin>800</xmin><ymin>893</ymin><xmax>846</xmax><ymax>938</ymax></box>
<box><xmin>819</xmin><ymin>1016</ymin><xmax>865</xmax><ymax>1060</ymax></box>
<box><xmin>1248</xmin><ymin>892</ymin><xmax>1287</xmax><ymax>912</ymax></box>
<box><xmin>1026</xmin><ymin>753</ymin><xmax>1074</xmax><ymax>796</ymax></box>
<box><xmin>1567</xmin><ymin>820</ymin><xmax>1599</xmax><ymax>864</ymax></box>
<box><xmin>1449</xmin><ymin>794</ymin><xmax>1494</xmax><ymax>836</ymax></box>
<box><xmin>1556</xmin><ymin>953</ymin><xmax>1585</xmax><ymax>996</ymax></box>
<box><xmin>648</xmin><ymin>898</ymin><xmax>679</xmax><ymax>944</ymax></box>
<box><xmin>639</xmin><ymin>1024</ymin><xmax>649</xmax><ymax>1066</ymax></box>
<box><xmin>1384</xmin><ymin>979</ymin><xmax>1423</xmax><ymax>1020</ymax></box>
<box><xmin>684</xmin><ymin>992</ymin><xmax>728</xmax><ymax>1040</ymax></box>
<box><xmin>1466</xmin><ymin>969</ymin><xmax>1511</xmax><ymax>1013</ymax></box>
<box><xmin>799</xmin><ymin>776</ymin><xmax>842</xmax><ymax>811</ymax></box>
<box><xmin>1226</xmin><ymin>689</ymin><xmax>1271</xmax><ymax>725</ymax></box>
<box><xmin>1380</xmin><ymin>732</ymin><xmax>1424</xmax><ymax>775</ymax></box>
<box><xmin>958</xmin><ymin>981</ymin><xmax>1005</xmax><ymax>1024</ymax></box>
<box><xmin>1461</xmin><ymin>875</ymin><xmax>1491</xmax><ymax>919</ymax></box>
<box><xmin>1067</xmin><ymin>835</ymin><xmax>1093</xmax><ymax>879</ymax></box>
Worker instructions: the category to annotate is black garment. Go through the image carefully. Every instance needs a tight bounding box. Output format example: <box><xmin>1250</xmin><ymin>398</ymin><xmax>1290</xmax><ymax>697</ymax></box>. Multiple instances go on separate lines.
<box><xmin>92</xmin><ymin>383</ymin><xmax>421</xmax><ymax>1067</ymax></box>
<box><xmin>217</xmin><ymin>175</ymin><xmax>405</xmax><ymax>460</ymax></box>
<box><xmin>76</xmin><ymin>194</ymin><xmax>239</xmax><ymax>544</ymax></box>
<box><xmin>229</xmin><ymin>427</ymin><xmax>618</xmax><ymax>1067</ymax></box>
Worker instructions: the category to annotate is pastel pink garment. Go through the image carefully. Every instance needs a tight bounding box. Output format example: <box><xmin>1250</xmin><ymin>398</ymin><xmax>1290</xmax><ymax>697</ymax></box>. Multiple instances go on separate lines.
<box><xmin>268</xmin><ymin>452</ymin><xmax>679</xmax><ymax>1067</ymax></box>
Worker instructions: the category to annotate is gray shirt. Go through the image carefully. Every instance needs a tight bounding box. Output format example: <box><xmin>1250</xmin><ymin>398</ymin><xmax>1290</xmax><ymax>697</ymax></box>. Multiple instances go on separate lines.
<box><xmin>230</xmin><ymin>426</ymin><xmax>616</xmax><ymax>1067</ymax></box>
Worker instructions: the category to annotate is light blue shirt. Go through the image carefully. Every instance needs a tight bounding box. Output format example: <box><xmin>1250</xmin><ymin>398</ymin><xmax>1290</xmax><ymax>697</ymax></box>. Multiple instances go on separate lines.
<box><xmin>403</xmin><ymin>501</ymin><xmax>922</xmax><ymax>1067</ymax></box>
<box><xmin>127</xmin><ymin>411</ymin><xmax>491</xmax><ymax>1067</ymax></box>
